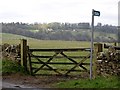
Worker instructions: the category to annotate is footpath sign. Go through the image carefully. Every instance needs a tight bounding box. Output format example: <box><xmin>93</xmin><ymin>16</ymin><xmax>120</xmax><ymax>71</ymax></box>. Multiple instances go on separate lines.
<box><xmin>93</xmin><ymin>10</ymin><xmax>100</xmax><ymax>16</ymax></box>
<box><xmin>90</xmin><ymin>9</ymin><xmax>100</xmax><ymax>79</ymax></box>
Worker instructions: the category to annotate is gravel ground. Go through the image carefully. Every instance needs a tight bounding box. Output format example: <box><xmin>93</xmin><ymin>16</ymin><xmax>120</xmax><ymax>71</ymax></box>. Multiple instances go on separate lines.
<box><xmin>2</xmin><ymin>73</ymin><xmax>89</xmax><ymax>89</ymax></box>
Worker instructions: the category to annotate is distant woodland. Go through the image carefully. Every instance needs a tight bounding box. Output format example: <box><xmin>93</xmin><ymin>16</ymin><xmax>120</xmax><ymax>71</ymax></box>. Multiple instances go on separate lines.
<box><xmin>2</xmin><ymin>22</ymin><xmax>118</xmax><ymax>42</ymax></box>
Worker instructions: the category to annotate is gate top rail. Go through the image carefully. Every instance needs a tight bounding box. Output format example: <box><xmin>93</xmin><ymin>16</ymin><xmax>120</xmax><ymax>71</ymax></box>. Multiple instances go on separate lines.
<box><xmin>29</xmin><ymin>48</ymin><xmax>91</xmax><ymax>52</ymax></box>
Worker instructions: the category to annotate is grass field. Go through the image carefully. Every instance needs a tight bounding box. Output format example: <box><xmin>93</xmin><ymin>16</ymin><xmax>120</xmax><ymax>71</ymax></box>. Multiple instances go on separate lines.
<box><xmin>2</xmin><ymin>33</ymin><xmax>115</xmax><ymax>48</ymax></box>
<box><xmin>2</xmin><ymin>33</ymin><xmax>120</xmax><ymax>88</ymax></box>
<box><xmin>2</xmin><ymin>33</ymin><xmax>90</xmax><ymax>48</ymax></box>
<box><xmin>53</xmin><ymin>76</ymin><xmax>120</xmax><ymax>88</ymax></box>
<box><xmin>2</xmin><ymin>33</ymin><xmax>91</xmax><ymax>75</ymax></box>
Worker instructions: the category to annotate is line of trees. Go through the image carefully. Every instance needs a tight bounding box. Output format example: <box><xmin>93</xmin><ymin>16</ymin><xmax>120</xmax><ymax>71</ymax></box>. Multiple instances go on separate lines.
<box><xmin>2</xmin><ymin>22</ymin><xmax>90</xmax><ymax>31</ymax></box>
<box><xmin>2</xmin><ymin>22</ymin><xmax>118</xmax><ymax>42</ymax></box>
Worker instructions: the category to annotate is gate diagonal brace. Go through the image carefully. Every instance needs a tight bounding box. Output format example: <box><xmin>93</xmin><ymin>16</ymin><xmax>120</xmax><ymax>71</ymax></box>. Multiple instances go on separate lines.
<box><xmin>60</xmin><ymin>52</ymin><xmax>78</xmax><ymax>64</ymax></box>
<box><xmin>31</xmin><ymin>52</ymin><xmax>62</xmax><ymax>75</ymax></box>
<box><xmin>60</xmin><ymin>52</ymin><xmax>87</xmax><ymax>71</ymax></box>
<box><xmin>65</xmin><ymin>54</ymin><xmax>90</xmax><ymax>76</ymax></box>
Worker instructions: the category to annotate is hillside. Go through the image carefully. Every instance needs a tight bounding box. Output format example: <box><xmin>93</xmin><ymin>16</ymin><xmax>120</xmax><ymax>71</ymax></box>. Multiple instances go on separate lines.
<box><xmin>1</xmin><ymin>33</ymin><xmax>35</xmax><ymax>40</ymax></box>
<box><xmin>1</xmin><ymin>32</ymin><xmax>116</xmax><ymax>49</ymax></box>
<box><xmin>2</xmin><ymin>22</ymin><xmax>118</xmax><ymax>42</ymax></box>
<box><xmin>1</xmin><ymin>33</ymin><xmax>38</xmax><ymax>45</ymax></box>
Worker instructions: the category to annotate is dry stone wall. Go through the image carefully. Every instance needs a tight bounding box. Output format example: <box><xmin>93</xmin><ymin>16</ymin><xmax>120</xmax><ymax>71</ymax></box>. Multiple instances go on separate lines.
<box><xmin>0</xmin><ymin>43</ymin><xmax>21</xmax><ymax>63</ymax></box>
<box><xmin>96</xmin><ymin>46</ymin><xmax>120</xmax><ymax>76</ymax></box>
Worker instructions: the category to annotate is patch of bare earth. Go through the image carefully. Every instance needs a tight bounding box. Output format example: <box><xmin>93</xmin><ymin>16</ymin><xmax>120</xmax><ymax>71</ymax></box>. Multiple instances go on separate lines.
<box><xmin>2</xmin><ymin>73</ymin><xmax>89</xmax><ymax>88</ymax></box>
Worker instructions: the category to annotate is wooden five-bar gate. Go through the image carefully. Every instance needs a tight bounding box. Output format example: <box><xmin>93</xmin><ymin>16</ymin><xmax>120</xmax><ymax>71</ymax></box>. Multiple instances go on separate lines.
<box><xmin>20</xmin><ymin>39</ymin><xmax>101</xmax><ymax>76</ymax></box>
<box><xmin>28</xmin><ymin>48</ymin><xmax>91</xmax><ymax>76</ymax></box>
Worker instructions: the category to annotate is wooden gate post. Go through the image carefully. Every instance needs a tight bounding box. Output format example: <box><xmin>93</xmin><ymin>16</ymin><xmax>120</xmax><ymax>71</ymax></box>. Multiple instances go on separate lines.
<box><xmin>93</xmin><ymin>43</ymin><xmax>103</xmax><ymax>78</ymax></box>
<box><xmin>21</xmin><ymin>39</ymin><xmax>27</xmax><ymax>71</ymax></box>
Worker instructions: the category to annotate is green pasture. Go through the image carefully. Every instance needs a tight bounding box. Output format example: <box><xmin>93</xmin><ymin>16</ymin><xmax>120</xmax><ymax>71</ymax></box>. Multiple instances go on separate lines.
<box><xmin>1</xmin><ymin>33</ymin><xmax>114</xmax><ymax>75</ymax></box>
<box><xmin>1</xmin><ymin>33</ymin><xmax>115</xmax><ymax>48</ymax></box>
<box><xmin>2</xmin><ymin>33</ymin><xmax>120</xmax><ymax>88</ymax></box>
<box><xmin>2</xmin><ymin>33</ymin><xmax>91</xmax><ymax>75</ymax></box>
<box><xmin>2</xmin><ymin>33</ymin><xmax>90</xmax><ymax>48</ymax></box>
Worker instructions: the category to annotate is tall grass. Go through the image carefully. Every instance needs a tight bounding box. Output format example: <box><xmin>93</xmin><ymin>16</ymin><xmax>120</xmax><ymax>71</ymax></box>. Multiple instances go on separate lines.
<box><xmin>54</xmin><ymin>76</ymin><xmax>120</xmax><ymax>88</ymax></box>
<box><xmin>2</xmin><ymin>59</ymin><xmax>28</xmax><ymax>75</ymax></box>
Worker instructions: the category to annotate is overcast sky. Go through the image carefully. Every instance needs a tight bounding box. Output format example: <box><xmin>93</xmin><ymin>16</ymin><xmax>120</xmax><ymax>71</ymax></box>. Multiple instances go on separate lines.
<box><xmin>0</xmin><ymin>0</ymin><xmax>119</xmax><ymax>26</ymax></box>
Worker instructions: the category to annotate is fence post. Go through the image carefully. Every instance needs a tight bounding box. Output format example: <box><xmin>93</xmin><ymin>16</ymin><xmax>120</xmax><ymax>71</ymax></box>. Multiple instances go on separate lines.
<box><xmin>93</xmin><ymin>43</ymin><xmax>103</xmax><ymax>78</ymax></box>
<box><xmin>114</xmin><ymin>42</ymin><xmax>117</xmax><ymax>46</ymax></box>
<box><xmin>21</xmin><ymin>39</ymin><xmax>27</xmax><ymax>71</ymax></box>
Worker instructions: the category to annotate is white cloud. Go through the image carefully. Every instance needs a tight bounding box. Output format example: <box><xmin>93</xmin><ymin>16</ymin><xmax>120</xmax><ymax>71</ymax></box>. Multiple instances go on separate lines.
<box><xmin>0</xmin><ymin>0</ymin><xmax>119</xmax><ymax>25</ymax></box>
